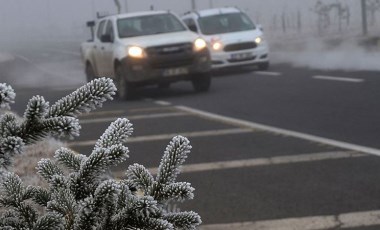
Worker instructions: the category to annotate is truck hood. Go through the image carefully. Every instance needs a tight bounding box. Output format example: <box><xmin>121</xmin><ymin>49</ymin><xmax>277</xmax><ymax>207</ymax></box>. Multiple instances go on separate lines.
<box><xmin>203</xmin><ymin>29</ymin><xmax>262</xmax><ymax>45</ymax></box>
<box><xmin>119</xmin><ymin>31</ymin><xmax>199</xmax><ymax>47</ymax></box>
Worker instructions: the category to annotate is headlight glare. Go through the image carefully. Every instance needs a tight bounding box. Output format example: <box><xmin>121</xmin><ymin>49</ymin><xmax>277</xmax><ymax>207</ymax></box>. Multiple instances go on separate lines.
<box><xmin>255</xmin><ymin>37</ymin><xmax>263</xmax><ymax>44</ymax></box>
<box><xmin>128</xmin><ymin>46</ymin><xmax>145</xmax><ymax>58</ymax></box>
<box><xmin>194</xmin><ymin>38</ymin><xmax>207</xmax><ymax>51</ymax></box>
<box><xmin>212</xmin><ymin>41</ymin><xmax>223</xmax><ymax>51</ymax></box>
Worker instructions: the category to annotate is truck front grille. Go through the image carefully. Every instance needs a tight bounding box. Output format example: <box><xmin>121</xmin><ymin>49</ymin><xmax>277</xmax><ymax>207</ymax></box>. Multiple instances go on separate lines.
<box><xmin>146</xmin><ymin>43</ymin><xmax>194</xmax><ymax>69</ymax></box>
<box><xmin>146</xmin><ymin>43</ymin><xmax>193</xmax><ymax>56</ymax></box>
<box><xmin>224</xmin><ymin>42</ymin><xmax>257</xmax><ymax>52</ymax></box>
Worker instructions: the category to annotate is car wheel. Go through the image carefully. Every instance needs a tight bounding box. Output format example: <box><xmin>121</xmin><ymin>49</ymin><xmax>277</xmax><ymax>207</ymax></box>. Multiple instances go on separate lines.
<box><xmin>115</xmin><ymin>64</ymin><xmax>135</xmax><ymax>100</ymax></box>
<box><xmin>85</xmin><ymin>64</ymin><xmax>95</xmax><ymax>82</ymax></box>
<box><xmin>158</xmin><ymin>82</ymin><xmax>171</xmax><ymax>89</ymax></box>
<box><xmin>192</xmin><ymin>73</ymin><xmax>211</xmax><ymax>92</ymax></box>
<box><xmin>258</xmin><ymin>62</ymin><xmax>270</xmax><ymax>71</ymax></box>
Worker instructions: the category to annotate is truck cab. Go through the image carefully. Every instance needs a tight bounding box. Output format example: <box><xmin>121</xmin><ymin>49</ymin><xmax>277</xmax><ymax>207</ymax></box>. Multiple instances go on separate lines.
<box><xmin>81</xmin><ymin>11</ymin><xmax>211</xmax><ymax>99</ymax></box>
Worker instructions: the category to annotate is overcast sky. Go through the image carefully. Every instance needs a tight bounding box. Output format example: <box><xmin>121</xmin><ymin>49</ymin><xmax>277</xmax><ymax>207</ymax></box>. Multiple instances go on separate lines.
<box><xmin>0</xmin><ymin>0</ymin><xmax>369</xmax><ymax>42</ymax></box>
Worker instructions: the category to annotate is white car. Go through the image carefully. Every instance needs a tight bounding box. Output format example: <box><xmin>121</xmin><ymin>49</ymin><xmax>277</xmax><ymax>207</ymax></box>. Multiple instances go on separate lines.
<box><xmin>81</xmin><ymin>11</ymin><xmax>211</xmax><ymax>99</ymax></box>
<box><xmin>181</xmin><ymin>7</ymin><xmax>269</xmax><ymax>70</ymax></box>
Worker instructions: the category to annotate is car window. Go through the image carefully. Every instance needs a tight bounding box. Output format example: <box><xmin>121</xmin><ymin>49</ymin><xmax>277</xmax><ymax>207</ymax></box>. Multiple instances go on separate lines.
<box><xmin>184</xmin><ymin>18</ymin><xmax>198</xmax><ymax>32</ymax></box>
<box><xmin>198</xmin><ymin>12</ymin><xmax>256</xmax><ymax>35</ymax></box>
<box><xmin>104</xmin><ymin>20</ymin><xmax>114</xmax><ymax>42</ymax></box>
<box><xmin>96</xmin><ymin>20</ymin><xmax>107</xmax><ymax>40</ymax></box>
<box><xmin>117</xmin><ymin>13</ymin><xmax>187</xmax><ymax>38</ymax></box>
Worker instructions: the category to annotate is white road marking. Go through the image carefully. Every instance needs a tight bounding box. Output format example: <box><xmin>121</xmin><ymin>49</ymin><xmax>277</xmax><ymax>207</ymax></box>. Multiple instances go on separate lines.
<box><xmin>254</xmin><ymin>71</ymin><xmax>282</xmax><ymax>76</ymax></box>
<box><xmin>128</xmin><ymin>106</ymin><xmax>176</xmax><ymax>113</ymax></box>
<box><xmin>79</xmin><ymin>110</ymin><xmax>125</xmax><ymax>117</ymax></box>
<box><xmin>68</xmin><ymin>128</ymin><xmax>252</xmax><ymax>147</ymax></box>
<box><xmin>313</xmin><ymin>75</ymin><xmax>364</xmax><ymax>83</ymax></box>
<box><xmin>154</xmin><ymin>100</ymin><xmax>172</xmax><ymax>106</ymax></box>
<box><xmin>111</xmin><ymin>151</ymin><xmax>362</xmax><ymax>177</ymax></box>
<box><xmin>176</xmin><ymin>105</ymin><xmax>380</xmax><ymax>157</ymax></box>
<box><xmin>80</xmin><ymin>112</ymin><xmax>189</xmax><ymax>124</ymax></box>
<box><xmin>199</xmin><ymin>210</ymin><xmax>380</xmax><ymax>230</ymax></box>
<box><xmin>47</xmin><ymin>49</ymin><xmax>81</xmax><ymax>57</ymax></box>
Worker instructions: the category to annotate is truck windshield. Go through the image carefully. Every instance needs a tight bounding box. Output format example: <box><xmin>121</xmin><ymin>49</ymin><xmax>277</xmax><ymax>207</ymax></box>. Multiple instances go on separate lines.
<box><xmin>118</xmin><ymin>13</ymin><xmax>187</xmax><ymax>38</ymax></box>
<box><xmin>198</xmin><ymin>12</ymin><xmax>256</xmax><ymax>35</ymax></box>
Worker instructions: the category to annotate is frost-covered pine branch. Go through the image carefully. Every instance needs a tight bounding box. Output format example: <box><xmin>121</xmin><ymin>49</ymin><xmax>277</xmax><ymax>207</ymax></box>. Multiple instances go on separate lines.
<box><xmin>0</xmin><ymin>78</ymin><xmax>116</xmax><ymax>169</ymax></box>
<box><xmin>0</xmin><ymin>119</ymin><xmax>201</xmax><ymax>229</ymax></box>
<box><xmin>0</xmin><ymin>80</ymin><xmax>201</xmax><ymax>229</ymax></box>
<box><xmin>0</xmin><ymin>83</ymin><xmax>15</xmax><ymax>111</ymax></box>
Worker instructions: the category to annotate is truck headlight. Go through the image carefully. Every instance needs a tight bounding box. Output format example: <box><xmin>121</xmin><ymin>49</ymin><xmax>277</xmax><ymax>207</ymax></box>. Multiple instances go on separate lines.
<box><xmin>194</xmin><ymin>38</ymin><xmax>207</xmax><ymax>52</ymax></box>
<box><xmin>128</xmin><ymin>46</ymin><xmax>145</xmax><ymax>58</ymax></box>
<box><xmin>255</xmin><ymin>37</ymin><xmax>263</xmax><ymax>44</ymax></box>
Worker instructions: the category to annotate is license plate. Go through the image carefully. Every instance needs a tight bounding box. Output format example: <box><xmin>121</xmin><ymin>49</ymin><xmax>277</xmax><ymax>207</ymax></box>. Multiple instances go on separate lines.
<box><xmin>163</xmin><ymin>67</ymin><xmax>189</xmax><ymax>77</ymax></box>
<box><xmin>230</xmin><ymin>52</ymin><xmax>253</xmax><ymax>60</ymax></box>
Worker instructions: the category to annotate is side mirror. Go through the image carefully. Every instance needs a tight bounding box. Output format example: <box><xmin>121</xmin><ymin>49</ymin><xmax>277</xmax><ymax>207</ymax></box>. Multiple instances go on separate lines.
<box><xmin>188</xmin><ymin>24</ymin><xmax>198</xmax><ymax>33</ymax></box>
<box><xmin>257</xmin><ymin>24</ymin><xmax>264</xmax><ymax>32</ymax></box>
<box><xmin>101</xmin><ymin>34</ymin><xmax>113</xmax><ymax>43</ymax></box>
<box><xmin>87</xmin><ymin>21</ymin><xmax>95</xmax><ymax>28</ymax></box>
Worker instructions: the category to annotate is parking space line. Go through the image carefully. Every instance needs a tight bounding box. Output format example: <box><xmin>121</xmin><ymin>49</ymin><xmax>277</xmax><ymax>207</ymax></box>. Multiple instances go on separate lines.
<box><xmin>313</xmin><ymin>75</ymin><xmax>364</xmax><ymax>83</ymax></box>
<box><xmin>199</xmin><ymin>209</ymin><xmax>380</xmax><ymax>230</ymax></box>
<box><xmin>176</xmin><ymin>106</ymin><xmax>380</xmax><ymax>157</ymax></box>
<box><xmin>79</xmin><ymin>110</ymin><xmax>125</xmax><ymax>117</ymax></box>
<box><xmin>47</xmin><ymin>49</ymin><xmax>81</xmax><ymax>57</ymax></box>
<box><xmin>80</xmin><ymin>112</ymin><xmax>189</xmax><ymax>124</ymax></box>
<box><xmin>128</xmin><ymin>106</ymin><xmax>176</xmax><ymax>113</ymax></box>
<box><xmin>68</xmin><ymin>128</ymin><xmax>252</xmax><ymax>147</ymax></box>
<box><xmin>118</xmin><ymin>151</ymin><xmax>361</xmax><ymax>176</ymax></box>
<box><xmin>254</xmin><ymin>71</ymin><xmax>282</xmax><ymax>76</ymax></box>
<box><xmin>154</xmin><ymin>100</ymin><xmax>172</xmax><ymax>106</ymax></box>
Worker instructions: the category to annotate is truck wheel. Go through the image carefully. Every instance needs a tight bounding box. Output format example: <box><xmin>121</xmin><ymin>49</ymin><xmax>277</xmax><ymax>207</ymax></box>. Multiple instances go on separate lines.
<box><xmin>85</xmin><ymin>64</ymin><xmax>95</xmax><ymax>82</ymax></box>
<box><xmin>258</xmin><ymin>62</ymin><xmax>269</xmax><ymax>71</ymax></box>
<box><xmin>158</xmin><ymin>82</ymin><xmax>170</xmax><ymax>89</ymax></box>
<box><xmin>115</xmin><ymin>64</ymin><xmax>135</xmax><ymax>100</ymax></box>
<box><xmin>192</xmin><ymin>73</ymin><xmax>211</xmax><ymax>92</ymax></box>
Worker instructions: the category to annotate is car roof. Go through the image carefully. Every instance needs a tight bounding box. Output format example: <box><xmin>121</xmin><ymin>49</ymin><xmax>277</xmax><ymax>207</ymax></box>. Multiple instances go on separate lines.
<box><xmin>194</xmin><ymin>7</ymin><xmax>241</xmax><ymax>18</ymax></box>
<box><xmin>100</xmin><ymin>11</ymin><xmax>173</xmax><ymax>21</ymax></box>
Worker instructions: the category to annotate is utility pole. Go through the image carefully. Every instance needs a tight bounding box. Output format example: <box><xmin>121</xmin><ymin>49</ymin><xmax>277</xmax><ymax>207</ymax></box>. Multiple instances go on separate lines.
<box><xmin>191</xmin><ymin>0</ymin><xmax>196</xmax><ymax>10</ymax></box>
<box><xmin>125</xmin><ymin>0</ymin><xmax>128</xmax><ymax>13</ymax></box>
<box><xmin>209</xmin><ymin>0</ymin><xmax>214</xmax><ymax>8</ymax></box>
<box><xmin>361</xmin><ymin>0</ymin><xmax>368</xmax><ymax>35</ymax></box>
<box><xmin>91</xmin><ymin>0</ymin><xmax>96</xmax><ymax>18</ymax></box>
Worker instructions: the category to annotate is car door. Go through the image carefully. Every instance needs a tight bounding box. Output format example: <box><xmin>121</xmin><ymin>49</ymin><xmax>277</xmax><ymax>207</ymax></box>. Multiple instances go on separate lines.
<box><xmin>93</xmin><ymin>20</ymin><xmax>107</xmax><ymax>76</ymax></box>
<box><xmin>101</xmin><ymin>20</ymin><xmax>115</xmax><ymax>77</ymax></box>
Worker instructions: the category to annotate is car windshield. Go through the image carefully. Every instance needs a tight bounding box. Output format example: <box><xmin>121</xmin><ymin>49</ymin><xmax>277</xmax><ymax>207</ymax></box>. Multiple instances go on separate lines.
<box><xmin>117</xmin><ymin>13</ymin><xmax>187</xmax><ymax>38</ymax></box>
<box><xmin>198</xmin><ymin>12</ymin><xmax>256</xmax><ymax>35</ymax></box>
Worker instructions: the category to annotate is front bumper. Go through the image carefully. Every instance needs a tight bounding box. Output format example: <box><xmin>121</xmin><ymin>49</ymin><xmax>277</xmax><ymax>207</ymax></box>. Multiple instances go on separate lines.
<box><xmin>123</xmin><ymin>49</ymin><xmax>211</xmax><ymax>85</ymax></box>
<box><xmin>210</xmin><ymin>45</ymin><xmax>269</xmax><ymax>69</ymax></box>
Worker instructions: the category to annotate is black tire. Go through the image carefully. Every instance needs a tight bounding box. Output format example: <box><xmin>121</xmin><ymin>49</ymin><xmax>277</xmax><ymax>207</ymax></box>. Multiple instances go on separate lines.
<box><xmin>115</xmin><ymin>64</ymin><xmax>135</xmax><ymax>100</ymax></box>
<box><xmin>258</xmin><ymin>62</ymin><xmax>270</xmax><ymax>71</ymax></box>
<box><xmin>85</xmin><ymin>64</ymin><xmax>95</xmax><ymax>82</ymax></box>
<box><xmin>158</xmin><ymin>82</ymin><xmax>171</xmax><ymax>89</ymax></box>
<box><xmin>192</xmin><ymin>73</ymin><xmax>211</xmax><ymax>92</ymax></box>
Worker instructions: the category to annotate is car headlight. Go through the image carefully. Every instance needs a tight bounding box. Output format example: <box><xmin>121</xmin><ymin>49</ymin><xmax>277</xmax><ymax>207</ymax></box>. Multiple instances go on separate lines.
<box><xmin>255</xmin><ymin>37</ymin><xmax>263</xmax><ymax>44</ymax></box>
<box><xmin>194</xmin><ymin>38</ymin><xmax>207</xmax><ymax>52</ymax></box>
<box><xmin>212</xmin><ymin>41</ymin><xmax>223</xmax><ymax>51</ymax></box>
<box><xmin>128</xmin><ymin>46</ymin><xmax>145</xmax><ymax>58</ymax></box>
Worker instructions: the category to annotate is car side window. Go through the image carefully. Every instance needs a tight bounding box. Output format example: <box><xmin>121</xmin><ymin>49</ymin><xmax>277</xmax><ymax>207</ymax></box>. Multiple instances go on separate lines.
<box><xmin>184</xmin><ymin>18</ymin><xmax>198</xmax><ymax>33</ymax></box>
<box><xmin>96</xmin><ymin>20</ymin><xmax>106</xmax><ymax>40</ymax></box>
<box><xmin>104</xmin><ymin>20</ymin><xmax>114</xmax><ymax>42</ymax></box>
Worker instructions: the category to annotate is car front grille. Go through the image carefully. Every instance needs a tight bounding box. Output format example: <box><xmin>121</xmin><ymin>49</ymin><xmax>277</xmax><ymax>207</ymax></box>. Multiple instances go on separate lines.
<box><xmin>146</xmin><ymin>43</ymin><xmax>194</xmax><ymax>69</ymax></box>
<box><xmin>146</xmin><ymin>43</ymin><xmax>193</xmax><ymax>56</ymax></box>
<box><xmin>224</xmin><ymin>42</ymin><xmax>257</xmax><ymax>52</ymax></box>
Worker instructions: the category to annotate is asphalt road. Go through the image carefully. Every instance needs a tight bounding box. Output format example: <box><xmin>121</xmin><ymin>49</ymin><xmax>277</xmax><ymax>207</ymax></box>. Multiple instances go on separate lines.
<box><xmin>2</xmin><ymin>42</ymin><xmax>380</xmax><ymax>229</ymax></box>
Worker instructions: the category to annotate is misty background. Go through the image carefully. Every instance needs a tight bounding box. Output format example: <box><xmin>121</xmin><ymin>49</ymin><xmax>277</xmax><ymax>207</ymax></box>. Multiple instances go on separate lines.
<box><xmin>0</xmin><ymin>0</ymin><xmax>380</xmax><ymax>81</ymax></box>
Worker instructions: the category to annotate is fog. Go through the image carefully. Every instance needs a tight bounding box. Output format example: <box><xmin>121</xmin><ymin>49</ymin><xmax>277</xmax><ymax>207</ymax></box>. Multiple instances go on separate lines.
<box><xmin>0</xmin><ymin>0</ymin><xmax>379</xmax><ymax>88</ymax></box>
